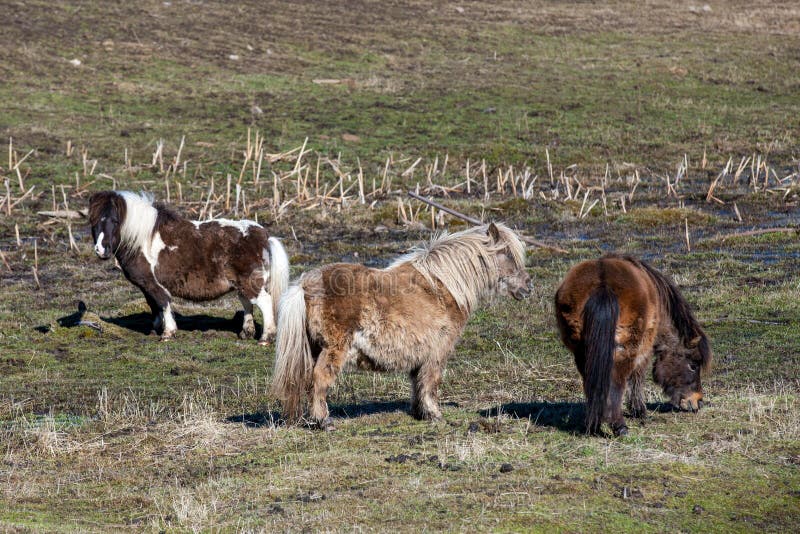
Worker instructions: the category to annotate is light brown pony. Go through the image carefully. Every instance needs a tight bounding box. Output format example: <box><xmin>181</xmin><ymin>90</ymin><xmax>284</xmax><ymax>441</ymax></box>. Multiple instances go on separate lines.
<box><xmin>271</xmin><ymin>223</ymin><xmax>531</xmax><ymax>429</ymax></box>
<box><xmin>555</xmin><ymin>254</ymin><xmax>711</xmax><ymax>436</ymax></box>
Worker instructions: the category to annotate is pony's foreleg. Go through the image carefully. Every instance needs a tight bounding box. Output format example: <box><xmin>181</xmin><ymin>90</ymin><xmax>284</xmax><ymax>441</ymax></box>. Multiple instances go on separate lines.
<box><xmin>122</xmin><ymin>255</ymin><xmax>175</xmax><ymax>340</ymax></box>
<box><xmin>627</xmin><ymin>363</ymin><xmax>647</xmax><ymax>420</ymax></box>
<box><xmin>309</xmin><ymin>348</ymin><xmax>343</xmax><ymax>430</ymax></box>
<box><xmin>137</xmin><ymin>286</ymin><xmax>174</xmax><ymax>339</ymax></box>
<box><xmin>143</xmin><ymin>293</ymin><xmax>163</xmax><ymax>334</ymax></box>
<box><xmin>410</xmin><ymin>361</ymin><xmax>444</xmax><ymax>421</ymax></box>
<box><xmin>238</xmin><ymin>295</ymin><xmax>256</xmax><ymax>340</ymax></box>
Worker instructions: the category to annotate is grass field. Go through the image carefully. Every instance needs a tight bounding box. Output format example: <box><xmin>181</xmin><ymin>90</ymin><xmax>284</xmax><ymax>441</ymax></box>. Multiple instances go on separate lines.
<box><xmin>1</xmin><ymin>1</ymin><xmax>799</xmax><ymax>531</ymax></box>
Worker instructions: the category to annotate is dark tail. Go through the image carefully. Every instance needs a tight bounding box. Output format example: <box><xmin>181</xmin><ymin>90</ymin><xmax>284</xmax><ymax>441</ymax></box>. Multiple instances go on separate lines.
<box><xmin>582</xmin><ymin>285</ymin><xmax>619</xmax><ymax>434</ymax></box>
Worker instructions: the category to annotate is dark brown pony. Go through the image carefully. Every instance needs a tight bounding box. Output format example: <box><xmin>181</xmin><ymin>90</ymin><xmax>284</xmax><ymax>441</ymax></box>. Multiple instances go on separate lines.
<box><xmin>271</xmin><ymin>223</ymin><xmax>531</xmax><ymax>429</ymax></box>
<box><xmin>554</xmin><ymin>254</ymin><xmax>711</xmax><ymax>436</ymax></box>
<box><xmin>88</xmin><ymin>191</ymin><xmax>289</xmax><ymax>342</ymax></box>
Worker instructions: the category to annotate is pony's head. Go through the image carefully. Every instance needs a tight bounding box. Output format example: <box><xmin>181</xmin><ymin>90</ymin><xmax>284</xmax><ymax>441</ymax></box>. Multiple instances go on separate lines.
<box><xmin>653</xmin><ymin>330</ymin><xmax>711</xmax><ymax>412</ymax></box>
<box><xmin>88</xmin><ymin>191</ymin><xmax>125</xmax><ymax>260</ymax></box>
<box><xmin>487</xmin><ymin>222</ymin><xmax>531</xmax><ymax>300</ymax></box>
<box><xmin>643</xmin><ymin>258</ymin><xmax>712</xmax><ymax>412</ymax></box>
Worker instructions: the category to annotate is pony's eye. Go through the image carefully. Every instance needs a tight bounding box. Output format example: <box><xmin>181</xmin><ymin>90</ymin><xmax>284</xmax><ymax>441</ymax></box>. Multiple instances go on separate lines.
<box><xmin>688</xmin><ymin>362</ymin><xmax>698</xmax><ymax>372</ymax></box>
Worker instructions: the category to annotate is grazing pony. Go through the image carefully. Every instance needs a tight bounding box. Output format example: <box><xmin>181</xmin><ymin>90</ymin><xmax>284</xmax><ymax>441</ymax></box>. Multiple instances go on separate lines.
<box><xmin>272</xmin><ymin>223</ymin><xmax>531</xmax><ymax>429</ymax></box>
<box><xmin>555</xmin><ymin>254</ymin><xmax>711</xmax><ymax>436</ymax></box>
<box><xmin>88</xmin><ymin>191</ymin><xmax>289</xmax><ymax>343</ymax></box>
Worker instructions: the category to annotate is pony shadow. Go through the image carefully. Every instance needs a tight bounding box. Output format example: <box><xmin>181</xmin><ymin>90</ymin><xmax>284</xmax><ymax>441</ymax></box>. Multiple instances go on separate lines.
<box><xmin>479</xmin><ymin>400</ymin><xmax>681</xmax><ymax>434</ymax></box>
<box><xmin>229</xmin><ymin>401</ymin><xmax>461</xmax><ymax>428</ymax></box>
<box><xmin>226</xmin><ymin>411</ymin><xmax>283</xmax><ymax>428</ymax></box>
<box><xmin>329</xmin><ymin>400</ymin><xmax>412</xmax><ymax>419</ymax></box>
<box><xmin>646</xmin><ymin>401</ymin><xmax>682</xmax><ymax>413</ymax></box>
<box><xmin>103</xmin><ymin>311</ymin><xmax>249</xmax><ymax>337</ymax></box>
<box><xmin>480</xmin><ymin>402</ymin><xmax>586</xmax><ymax>434</ymax></box>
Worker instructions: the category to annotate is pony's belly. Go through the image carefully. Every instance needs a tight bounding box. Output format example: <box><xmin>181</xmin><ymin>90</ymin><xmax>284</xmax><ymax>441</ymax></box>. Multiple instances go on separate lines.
<box><xmin>154</xmin><ymin>261</ymin><xmax>233</xmax><ymax>301</ymax></box>
<box><xmin>347</xmin><ymin>329</ymin><xmax>435</xmax><ymax>373</ymax></box>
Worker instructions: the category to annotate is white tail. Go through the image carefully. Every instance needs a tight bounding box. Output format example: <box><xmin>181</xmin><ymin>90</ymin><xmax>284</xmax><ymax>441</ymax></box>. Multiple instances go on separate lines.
<box><xmin>268</xmin><ymin>236</ymin><xmax>290</xmax><ymax>318</ymax></box>
<box><xmin>271</xmin><ymin>285</ymin><xmax>313</xmax><ymax>420</ymax></box>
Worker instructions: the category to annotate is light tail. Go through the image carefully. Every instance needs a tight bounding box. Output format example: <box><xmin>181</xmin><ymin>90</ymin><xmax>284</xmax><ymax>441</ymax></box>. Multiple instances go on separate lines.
<box><xmin>268</xmin><ymin>236</ymin><xmax>290</xmax><ymax>318</ymax></box>
<box><xmin>271</xmin><ymin>285</ymin><xmax>313</xmax><ymax>421</ymax></box>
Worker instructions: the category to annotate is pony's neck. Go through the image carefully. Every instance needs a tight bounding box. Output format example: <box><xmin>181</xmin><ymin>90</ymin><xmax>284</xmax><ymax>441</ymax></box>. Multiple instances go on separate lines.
<box><xmin>403</xmin><ymin>239</ymin><xmax>497</xmax><ymax>316</ymax></box>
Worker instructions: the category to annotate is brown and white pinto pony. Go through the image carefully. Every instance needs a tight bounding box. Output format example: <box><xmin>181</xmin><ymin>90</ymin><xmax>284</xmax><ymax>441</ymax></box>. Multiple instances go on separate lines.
<box><xmin>88</xmin><ymin>191</ymin><xmax>289</xmax><ymax>343</ymax></box>
<box><xmin>555</xmin><ymin>254</ymin><xmax>711</xmax><ymax>436</ymax></box>
<box><xmin>272</xmin><ymin>223</ymin><xmax>531</xmax><ymax>430</ymax></box>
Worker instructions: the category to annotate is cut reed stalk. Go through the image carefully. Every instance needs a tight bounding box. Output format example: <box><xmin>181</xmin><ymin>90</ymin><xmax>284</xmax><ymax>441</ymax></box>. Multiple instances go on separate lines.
<box><xmin>684</xmin><ymin>218</ymin><xmax>691</xmax><ymax>252</ymax></box>
<box><xmin>32</xmin><ymin>238</ymin><xmax>40</xmax><ymax>289</ymax></box>
<box><xmin>0</xmin><ymin>248</ymin><xmax>10</xmax><ymax>272</ymax></box>
<box><xmin>5</xmin><ymin>179</ymin><xmax>11</xmax><ymax>216</ymax></box>
<box><xmin>357</xmin><ymin>158</ymin><xmax>365</xmax><ymax>205</ymax></box>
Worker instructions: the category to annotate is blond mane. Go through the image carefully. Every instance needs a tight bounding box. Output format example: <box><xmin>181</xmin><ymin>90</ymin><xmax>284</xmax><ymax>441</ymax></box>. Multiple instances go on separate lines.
<box><xmin>390</xmin><ymin>223</ymin><xmax>526</xmax><ymax>314</ymax></box>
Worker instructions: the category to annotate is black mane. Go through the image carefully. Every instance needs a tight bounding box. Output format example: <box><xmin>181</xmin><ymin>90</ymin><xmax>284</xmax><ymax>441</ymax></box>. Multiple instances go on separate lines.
<box><xmin>153</xmin><ymin>202</ymin><xmax>182</xmax><ymax>231</ymax></box>
<box><xmin>617</xmin><ymin>254</ymin><xmax>712</xmax><ymax>371</ymax></box>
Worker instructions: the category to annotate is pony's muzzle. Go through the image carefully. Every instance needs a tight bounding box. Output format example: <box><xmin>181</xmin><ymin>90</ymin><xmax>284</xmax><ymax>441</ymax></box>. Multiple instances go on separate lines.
<box><xmin>508</xmin><ymin>280</ymin><xmax>533</xmax><ymax>300</ymax></box>
<box><xmin>679</xmin><ymin>392</ymin><xmax>704</xmax><ymax>412</ymax></box>
<box><xmin>511</xmin><ymin>286</ymin><xmax>531</xmax><ymax>300</ymax></box>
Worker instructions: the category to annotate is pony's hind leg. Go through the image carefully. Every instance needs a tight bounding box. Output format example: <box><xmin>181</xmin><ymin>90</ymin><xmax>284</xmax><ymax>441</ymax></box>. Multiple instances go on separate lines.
<box><xmin>608</xmin><ymin>378</ymin><xmax>629</xmax><ymax>436</ymax></box>
<box><xmin>238</xmin><ymin>294</ymin><xmax>256</xmax><ymax>340</ymax></box>
<box><xmin>161</xmin><ymin>303</ymin><xmax>178</xmax><ymax>340</ymax></box>
<box><xmin>252</xmin><ymin>288</ymin><xmax>275</xmax><ymax>344</ymax></box>
<box><xmin>310</xmin><ymin>347</ymin><xmax>344</xmax><ymax>430</ymax></box>
<box><xmin>410</xmin><ymin>361</ymin><xmax>444</xmax><ymax>421</ymax></box>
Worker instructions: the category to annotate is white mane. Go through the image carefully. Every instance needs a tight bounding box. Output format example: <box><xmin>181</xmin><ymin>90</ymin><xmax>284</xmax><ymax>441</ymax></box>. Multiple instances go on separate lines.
<box><xmin>389</xmin><ymin>223</ymin><xmax>526</xmax><ymax>315</ymax></box>
<box><xmin>118</xmin><ymin>191</ymin><xmax>159</xmax><ymax>254</ymax></box>
<box><xmin>192</xmin><ymin>218</ymin><xmax>261</xmax><ymax>235</ymax></box>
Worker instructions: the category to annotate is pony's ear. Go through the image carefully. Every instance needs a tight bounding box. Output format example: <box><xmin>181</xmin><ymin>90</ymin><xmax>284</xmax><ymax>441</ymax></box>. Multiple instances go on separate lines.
<box><xmin>689</xmin><ymin>331</ymin><xmax>712</xmax><ymax>372</ymax></box>
<box><xmin>487</xmin><ymin>222</ymin><xmax>501</xmax><ymax>243</ymax></box>
<box><xmin>698</xmin><ymin>333</ymin><xmax>712</xmax><ymax>372</ymax></box>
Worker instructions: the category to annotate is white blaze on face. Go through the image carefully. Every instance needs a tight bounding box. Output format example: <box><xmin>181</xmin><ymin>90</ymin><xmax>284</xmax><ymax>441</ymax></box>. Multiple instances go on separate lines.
<box><xmin>94</xmin><ymin>231</ymin><xmax>106</xmax><ymax>256</ymax></box>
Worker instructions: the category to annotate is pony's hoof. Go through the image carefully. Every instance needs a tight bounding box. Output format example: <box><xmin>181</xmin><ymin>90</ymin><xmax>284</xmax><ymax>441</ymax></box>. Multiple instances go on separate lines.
<box><xmin>319</xmin><ymin>417</ymin><xmax>336</xmax><ymax>431</ymax></box>
<box><xmin>258</xmin><ymin>339</ymin><xmax>271</xmax><ymax>347</ymax></box>
<box><xmin>613</xmin><ymin>425</ymin><xmax>629</xmax><ymax>437</ymax></box>
<box><xmin>238</xmin><ymin>330</ymin><xmax>253</xmax><ymax>340</ymax></box>
<box><xmin>261</xmin><ymin>332</ymin><xmax>276</xmax><ymax>343</ymax></box>
<box><xmin>160</xmin><ymin>332</ymin><xmax>176</xmax><ymax>341</ymax></box>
